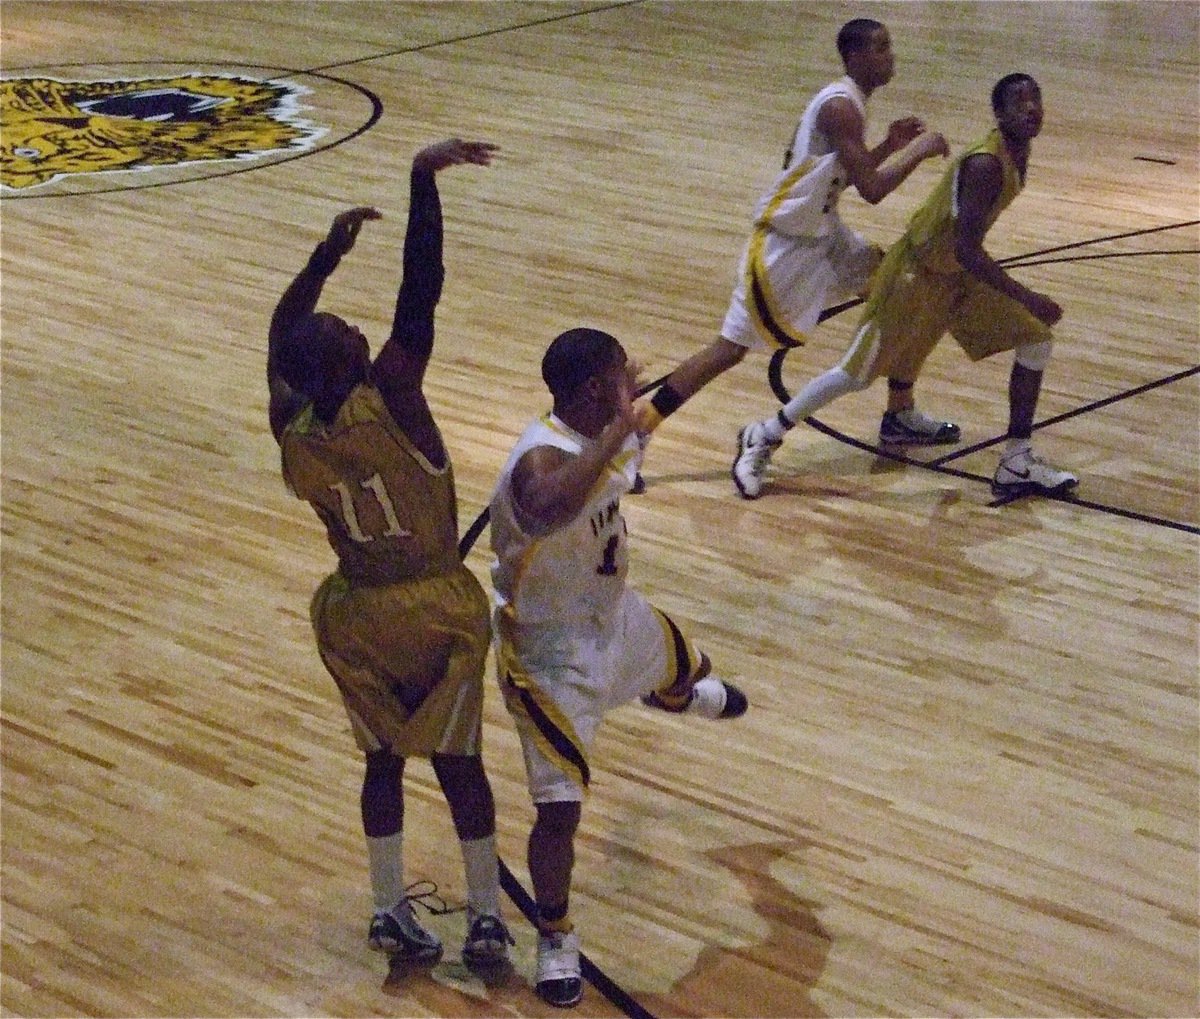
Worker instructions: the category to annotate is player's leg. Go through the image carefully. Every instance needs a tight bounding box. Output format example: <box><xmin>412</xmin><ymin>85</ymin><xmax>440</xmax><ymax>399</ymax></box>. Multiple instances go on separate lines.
<box><xmin>430</xmin><ymin>753</ymin><xmax>512</xmax><ymax>967</ymax></box>
<box><xmin>734</xmin><ymin>361</ymin><xmax>865</xmax><ymax>498</ymax></box>
<box><xmin>869</xmin><ymin>265</ymin><xmax>961</xmax><ymax>446</ymax></box>
<box><xmin>993</xmin><ymin>340</ymin><xmax>1078</xmax><ymax>494</ymax></box>
<box><xmin>358</xmin><ymin>747</ymin><xmax>443</xmax><ymax>961</ymax></box>
<box><xmin>607</xmin><ymin>587</ymin><xmax>748</xmax><ymax>719</ymax></box>
<box><xmin>311</xmin><ymin>575</ymin><xmax>445</xmax><ymax>964</ymax></box>
<box><xmin>496</xmin><ymin>625</ymin><xmax>603</xmax><ymax>1007</ymax></box>
<box><xmin>639</xmin><ymin>335</ymin><xmax>748</xmax><ymax>436</ymax></box>
<box><xmin>729</xmin><ymin>238</ymin><xmax>839</xmax><ymax>496</ymax></box>
<box><xmin>632</xmin><ymin>336</ymin><xmax>748</xmax><ymax>493</ymax></box>
<box><xmin>528</xmin><ymin>799</ymin><xmax>584</xmax><ymax>1007</ymax></box>
<box><xmin>421</xmin><ymin>567</ymin><xmax>511</xmax><ymax>966</ymax></box>
<box><xmin>950</xmin><ymin>285</ymin><xmax>1077</xmax><ymax>494</ymax></box>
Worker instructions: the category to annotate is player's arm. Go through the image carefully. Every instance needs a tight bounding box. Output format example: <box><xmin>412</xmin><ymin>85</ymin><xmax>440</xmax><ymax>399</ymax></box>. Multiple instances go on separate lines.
<box><xmin>866</xmin><ymin>116</ymin><xmax>927</xmax><ymax>168</ymax></box>
<box><xmin>371</xmin><ymin>139</ymin><xmax>498</xmax><ymax>401</ymax></box>
<box><xmin>510</xmin><ymin>365</ymin><xmax>640</xmax><ymax>533</ymax></box>
<box><xmin>267</xmin><ymin>206</ymin><xmax>381</xmax><ymax>439</ymax></box>
<box><xmin>510</xmin><ymin>423</ymin><xmax>634</xmax><ymax>533</ymax></box>
<box><xmin>954</xmin><ymin>153</ymin><xmax>1062</xmax><ymax>326</ymax></box>
<box><xmin>820</xmin><ymin>97</ymin><xmax>948</xmax><ymax>205</ymax></box>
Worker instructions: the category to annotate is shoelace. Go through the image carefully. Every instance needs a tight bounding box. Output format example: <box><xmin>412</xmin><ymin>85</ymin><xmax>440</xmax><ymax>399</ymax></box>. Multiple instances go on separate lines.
<box><xmin>402</xmin><ymin>880</ymin><xmax>463</xmax><ymax>918</ymax></box>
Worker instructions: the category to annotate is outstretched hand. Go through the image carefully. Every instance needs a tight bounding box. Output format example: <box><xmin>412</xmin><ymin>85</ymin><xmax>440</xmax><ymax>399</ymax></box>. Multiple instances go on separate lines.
<box><xmin>412</xmin><ymin>138</ymin><xmax>500</xmax><ymax>174</ymax></box>
<box><xmin>324</xmin><ymin>206</ymin><xmax>382</xmax><ymax>258</ymax></box>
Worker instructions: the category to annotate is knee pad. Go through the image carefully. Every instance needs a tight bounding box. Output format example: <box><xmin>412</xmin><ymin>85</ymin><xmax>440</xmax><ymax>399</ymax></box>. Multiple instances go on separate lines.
<box><xmin>1014</xmin><ymin>338</ymin><xmax>1052</xmax><ymax>371</ymax></box>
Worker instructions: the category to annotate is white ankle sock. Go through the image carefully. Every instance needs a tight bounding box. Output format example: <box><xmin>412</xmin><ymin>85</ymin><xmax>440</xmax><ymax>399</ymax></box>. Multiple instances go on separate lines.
<box><xmin>1004</xmin><ymin>437</ymin><xmax>1031</xmax><ymax>459</ymax></box>
<box><xmin>460</xmin><ymin>834</ymin><xmax>500</xmax><ymax>917</ymax></box>
<box><xmin>366</xmin><ymin>831</ymin><xmax>405</xmax><ymax>912</ymax></box>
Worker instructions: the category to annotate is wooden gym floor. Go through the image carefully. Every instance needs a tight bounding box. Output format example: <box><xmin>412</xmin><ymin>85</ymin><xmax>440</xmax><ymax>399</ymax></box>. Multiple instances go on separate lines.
<box><xmin>2</xmin><ymin>2</ymin><xmax>1197</xmax><ymax>1016</ymax></box>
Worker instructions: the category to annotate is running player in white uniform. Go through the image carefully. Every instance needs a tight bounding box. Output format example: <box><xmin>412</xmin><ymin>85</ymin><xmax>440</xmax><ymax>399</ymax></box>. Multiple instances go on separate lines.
<box><xmin>629</xmin><ymin>20</ymin><xmax>949</xmax><ymax>480</ymax></box>
<box><xmin>489</xmin><ymin>327</ymin><xmax>748</xmax><ymax>1008</ymax></box>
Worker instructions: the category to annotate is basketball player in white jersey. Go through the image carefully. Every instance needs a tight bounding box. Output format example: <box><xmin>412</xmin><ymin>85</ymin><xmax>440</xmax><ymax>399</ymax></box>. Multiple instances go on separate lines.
<box><xmin>631</xmin><ymin>19</ymin><xmax>950</xmax><ymax>484</ymax></box>
<box><xmin>489</xmin><ymin>327</ymin><xmax>748</xmax><ymax>1007</ymax></box>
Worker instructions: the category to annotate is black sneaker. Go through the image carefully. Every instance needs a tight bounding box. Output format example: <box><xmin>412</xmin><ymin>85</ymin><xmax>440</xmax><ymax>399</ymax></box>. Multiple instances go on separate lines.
<box><xmin>462</xmin><ymin>910</ymin><xmax>514</xmax><ymax>967</ymax></box>
<box><xmin>368</xmin><ymin>904</ymin><xmax>443</xmax><ymax>962</ymax></box>
<box><xmin>879</xmin><ymin>409</ymin><xmax>961</xmax><ymax>445</ymax></box>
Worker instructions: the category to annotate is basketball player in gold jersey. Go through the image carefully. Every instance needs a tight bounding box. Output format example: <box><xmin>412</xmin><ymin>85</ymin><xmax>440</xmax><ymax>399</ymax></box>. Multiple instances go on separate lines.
<box><xmin>267</xmin><ymin>138</ymin><xmax>513</xmax><ymax>971</ymax></box>
<box><xmin>733</xmin><ymin>74</ymin><xmax>1078</xmax><ymax>499</ymax></box>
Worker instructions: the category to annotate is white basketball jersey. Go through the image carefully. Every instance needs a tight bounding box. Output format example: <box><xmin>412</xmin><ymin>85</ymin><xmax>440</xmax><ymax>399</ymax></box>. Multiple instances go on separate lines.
<box><xmin>754</xmin><ymin>76</ymin><xmax>868</xmax><ymax>238</ymax></box>
<box><xmin>490</xmin><ymin>414</ymin><xmax>643</xmax><ymax>627</ymax></box>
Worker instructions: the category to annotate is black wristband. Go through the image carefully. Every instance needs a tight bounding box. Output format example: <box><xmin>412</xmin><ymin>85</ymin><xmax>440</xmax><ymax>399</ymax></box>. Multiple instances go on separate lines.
<box><xmin>650</xmin><ymin>381</ymin><xmax>685</xmax><ymax>419</ymax></box>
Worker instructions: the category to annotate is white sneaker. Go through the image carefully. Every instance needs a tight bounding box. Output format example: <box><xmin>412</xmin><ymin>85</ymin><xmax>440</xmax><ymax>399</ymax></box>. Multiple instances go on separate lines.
<box><xmin>732</xmin><ymin>421</ymin><xmax>781</xmax><ymax>499</ymax></box>
<box><xmin>536</xmin><ymin>929</ymin><xmax>582</xmax><ymax>1007</ymax></box>
<box><xmin>685</xmin><ymin>677</ymin><xmax>749</xmax><ymax>719</ymax></box>
<box><xmin>993</xmin><ymin>448</ymin><xmax>1078</xmax><ymax>495</ymax></box>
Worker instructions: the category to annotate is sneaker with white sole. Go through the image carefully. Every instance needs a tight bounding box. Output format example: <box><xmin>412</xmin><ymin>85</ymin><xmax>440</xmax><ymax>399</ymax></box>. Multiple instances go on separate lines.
<box><xmin>462</xmin><ymin>910</ymin><xmax>514</xmax><ymax>968</ymax></box>
<box><xmin>368</xmin><ymin>901</ymin><xmax>443</xmax><ymax>962</ymax></box>
<box><xmin>992</xmin><ymin>448</ymin><xmax>1079</xmax><ymax>496</ymax></box>
<box><xmin>642</xmin><ymin>655</ymin><xmax>749</xmax><ymax>720</ymax></box>
<box><xmin>683</xmin><ymin>676</ymin><xmax>749</xmax><ymax>719</ymax></box>
<box><xmin>536</xmin><ymin>929</ymin><xmax>583</xmax><ymax>1007</ymax></box>
<box><xmin>879</xmin><ymin>408</ymin><xmax>961</xmax><ymax>445</ymax></box>
<box><xmin>732</xmin><ymin>421</ymin><xmax>782</xmax><ymax>499</ymax></box>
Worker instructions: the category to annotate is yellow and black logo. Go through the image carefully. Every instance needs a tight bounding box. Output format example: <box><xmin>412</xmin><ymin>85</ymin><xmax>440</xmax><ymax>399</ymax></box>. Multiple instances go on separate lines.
<box><xmin>1</xmin><ymin>73</ymin><xmax>324</xmax><ymax>191</ymax></box>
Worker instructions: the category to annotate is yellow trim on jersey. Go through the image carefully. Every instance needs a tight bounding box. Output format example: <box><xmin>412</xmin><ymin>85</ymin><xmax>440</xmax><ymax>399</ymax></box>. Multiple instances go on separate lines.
<box><xmin>746</xmin><ymin>157</ymin><xmax>816</xmax><ymax>350</ymax></box>
<box><xmin>538</xmin><ymin>412</ymin><xmax>636</xmax><ymax>503</ymax></box>
<box><xmin>496</xmin><ymin>622</ymin><xmax>590</xmax><ymax>791</ymax></box>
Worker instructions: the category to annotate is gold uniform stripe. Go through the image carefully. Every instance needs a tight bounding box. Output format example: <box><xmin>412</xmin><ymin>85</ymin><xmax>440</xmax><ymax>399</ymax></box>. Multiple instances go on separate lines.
<box><xmin>496</xmin><ymin>614</ymin><xmax>591</xmax><ymax>790</ymax></box>
<box><xmin>649</xmin><ymin>606</ymin><xmax>700</xmax><ymax>708</ymax></box>
<box><xmin>746</xmin><ymin>157</ymin><xmax>816</xmax><ymax>350</ymax></box>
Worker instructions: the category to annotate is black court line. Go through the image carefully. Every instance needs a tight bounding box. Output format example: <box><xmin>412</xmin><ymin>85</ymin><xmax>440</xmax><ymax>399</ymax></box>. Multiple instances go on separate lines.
<box><xmin>764</xmin><ymin>224</ymin><xmax>1199</xmax><ymax>535</ymax></box>
<box><xmin>301</xmin><ymin>1</ymin><xmax>645</xmax><ymax>77</ymax></box>
<box><xmin>497</xmin><ymin>859</ymin><xmax>658</xmax><ymax>1019</ymax></box>
<box><xmin>999</xmin><ymin>220</ymin><xmax>1200</xmax><ymax>267</ymax></box>
<box><xmin>931</xmin><ymin>364</ymin><xmax>1200</xmax><ymax>465</ymax></box>
<box><xmin>994</xmin><ymin>248</ymin><xmax>1199</xmax><ymax>269</ymax></box>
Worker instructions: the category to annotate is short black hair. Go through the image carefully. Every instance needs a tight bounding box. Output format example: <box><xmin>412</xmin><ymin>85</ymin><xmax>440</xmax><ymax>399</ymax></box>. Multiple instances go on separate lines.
<box><xmin>992</xmin><ymin>73</ymin><xmax>1039</xmax><ymax>114</ymax></box>
<box><xmin>837</xmin><ymin>18</ymin><xmax>884</xmax><ymax>63</ymax></box>
<box><xmin>541</xmin><ymin>327</ymin><xmax>621</xmax><ymax>401</ymax></box>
